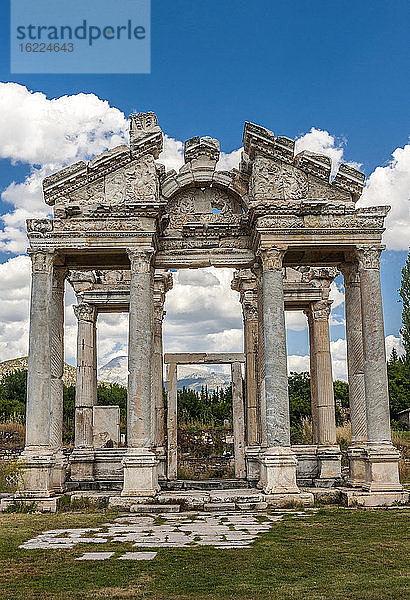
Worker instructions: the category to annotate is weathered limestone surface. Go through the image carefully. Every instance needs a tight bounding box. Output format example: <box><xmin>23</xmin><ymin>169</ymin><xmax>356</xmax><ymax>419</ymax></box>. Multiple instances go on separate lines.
<box><xmin>14</xmin><ymin>113</ymin><xmax>405</xmax><ymax>510</ymax></box>
<box><xmin>166</xmin><ymin>363</ymin><xmax>178</xmax><ymax>480</ymax></box>
<box><xmin>339</xmin><ymin>261</ymin><xmax>367</xmax><ymax>487</ymax></box>
<box><xmin>93</xmin><ymin>406</ymin><xmax>120</xmax><ymax>449</ymax></box>
<box><xmin>356</xmin><ymin>246</ymin><xmax>403</xmax><ymax>493</ymax></box>
<box><xmin>231</xmin><ymin>362</ymin><xmax>246</xmax><ymax>478</ymax></box>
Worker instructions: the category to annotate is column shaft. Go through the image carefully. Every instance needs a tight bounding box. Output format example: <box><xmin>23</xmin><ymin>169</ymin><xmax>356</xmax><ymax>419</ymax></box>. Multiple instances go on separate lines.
<box><xmin>74</xmin><ymin>303</ymin><xmax>97</xmax><ymax>449</ymax></box>
<box><xmin>231</xmin><ymin>362</ymin><xmax>246</xmax><ymax>478</ymax></box>
<box><xmin>261</xmin><ymin>252</ymin><xmax>290</xmax><ymax>447</ymax></box>
<box><xmin>357</xmin><ymin>249</ymin><xmax>391</xmax><ymax>443</ymax></box>
<box><xmin>25</xmin><ymin>250</ymin><xmax>54</xmax><ymax>450</ymax></box>
<box><xmin>243</xmin><ymin>308</ymin><xmax>260</xmax><ymax>446</ymax></box>
<box><xmin>166</xmin><ymin>363</ymin><xmax>178</xmax><ymax>480</ymax></box>
<box><xmin>152</xmin><ymin>307</ymin><xmax>165</xmax><ymax>448</ymax></box>
<box><xmin>306</xmin><ymin>310</ymin><xmax>319</xmax><ymax>444</ymax></box>
<box><xmin>340</xmin><ymin>263</ymin><xmax>367</xmax><ymax>443</ymax></box>
<box><xmin>310</xmin><ymin>301</ymin><xmax>336</xmax><ymax>445</ymax></box>
<box><xmin>127</xmin><ymin>249</ymin><xmax>154</xmax><ymax>448</ymax></box>
<box><xmin>49</xmin><ymin>268</ymin><xmax>65</xmax><ymax>453</ymax></box>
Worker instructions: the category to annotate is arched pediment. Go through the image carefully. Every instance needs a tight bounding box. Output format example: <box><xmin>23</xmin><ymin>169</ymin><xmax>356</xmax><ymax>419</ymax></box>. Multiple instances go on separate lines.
<box><xmin>164</xmin><ymin>186</ymin><xmax>244</xmax><ymax>233</ymax></box>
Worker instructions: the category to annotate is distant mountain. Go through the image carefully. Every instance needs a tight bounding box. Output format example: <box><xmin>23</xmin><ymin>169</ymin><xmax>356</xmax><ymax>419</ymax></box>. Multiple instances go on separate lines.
<box><xmin>98</xmin><ymin>356</ymin><xmax>231</xmax><ymax>391</ymax></box>
<box><xmin>0</xmin><ymin>357</ymin><xmax>77</xmax><ymax>386</ymax></box>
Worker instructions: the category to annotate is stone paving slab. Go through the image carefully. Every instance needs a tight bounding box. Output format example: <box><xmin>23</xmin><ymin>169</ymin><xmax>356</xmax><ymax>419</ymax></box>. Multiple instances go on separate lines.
<box><xmin>76</xmin><ymin>552</ymin><xmax>114</xmax><ymax>561</ymax></box>
<box><xmin>118</xmin><ymin>552</ymin><xmax>157</xmax><ymax>560</ymax></box>
<box><xmin>19</xmin><ymin>510</ymin><xmax>310</xmax><ymax>551</ymax></box>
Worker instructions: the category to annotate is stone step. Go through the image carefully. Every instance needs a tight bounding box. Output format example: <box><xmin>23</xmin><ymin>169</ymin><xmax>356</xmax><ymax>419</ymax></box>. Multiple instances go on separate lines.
<box><xmin>203</xmin><ymin>502</ymin><xmax>236</xmax><ymax>511</ymax></box>
<box><xmin>66</xmin><ymin>480</ymin><xmax>123</xmax><ymax>492</ymax></box>
<box><xmin>130</xmin><ymin>504</ymin><xmax>180</xmax><ymax>514</ymax></box>
<box><xmin>160</xmin><ymin>479</ymin><xmax>250</xmax><ymax>491</ymax></box>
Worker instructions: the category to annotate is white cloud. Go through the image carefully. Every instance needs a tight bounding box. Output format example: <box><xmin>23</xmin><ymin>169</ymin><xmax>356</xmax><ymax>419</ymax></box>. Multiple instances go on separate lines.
<box><xmin>285</xmin><ymin>311</ymin><xmax>307</xmax><ymax>331</ymax></box>
<box><xmin>0</xmin><ymin>83</ymin><xmax>128</xmax><ymax>253</ymax></box>
<box><xmin>385</xmin><ymin>334</ymin><xmax>405</xmax><ymax>359</ymax></box>
<box><xmin>358</xmin><ymin>144</ymin><xmax>410</xmax><ymax>251</ymax></box>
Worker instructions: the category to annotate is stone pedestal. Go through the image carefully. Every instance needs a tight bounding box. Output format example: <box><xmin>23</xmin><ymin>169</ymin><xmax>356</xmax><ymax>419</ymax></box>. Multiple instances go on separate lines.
<box><xmin>69</xmin><ymin>449</ymin><xmax>95</xmax><ymax>481</ymax></box>
<box><xmin>259</xmin><ymin>447</ymin><xmax>300</xmax><ymax>494</ymax></box>
<box><xmin>316</xmin><ymin>445</ymin><xmax>342</xmax><ymax>487</ymax></box>
<box><xmin>122</xmin><ymin>449</ymin><xmax>159</xmax><ymax>497</ymax></box>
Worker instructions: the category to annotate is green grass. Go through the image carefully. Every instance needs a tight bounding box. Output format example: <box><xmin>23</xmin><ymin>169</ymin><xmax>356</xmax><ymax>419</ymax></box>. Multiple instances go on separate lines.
<box><xmin>0</xmin><ymin>508</ymin><xmax>409</xmax><ymax>600</ymax></box>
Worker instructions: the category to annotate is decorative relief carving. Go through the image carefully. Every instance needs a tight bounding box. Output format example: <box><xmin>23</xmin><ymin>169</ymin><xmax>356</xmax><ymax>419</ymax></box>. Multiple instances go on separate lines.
<box><xmin>259</xmin><ymin>247</ymin><xmax>287</xmax><ymax>271</ymax></box>
<box><xmin>311</xmin><ymin>300</ymin><xmax>332</xmax><ymax>320</ymax></box>
<box><xmin>355</xmin><ymin>245</ymin><xmax>384</xmax><ymax>270</ymax></box>
<box><xmin>28</xmin><ymin>249</ymin><xmax>55</xmax><ymax>273</ymax></box>
<box><xmin>26</xmin><ymin>219</ymin><xmax>53</xmax><ymax>235</ymax></box>
<box><xmin>73</xmin><ymin>302</ymin><xmax>97</xmax><ymax>322</ymax></box>
<box><xmin>166</xmin><ymin>187</ymin><xmax>242</xmax><ymax>231</ymax></box>
<box><xmin>251</xmin><ymin>157</ymin><xmax>309</xmax><ymax>201</ymax></box>
<box><xmin>127</xmin><ymin>248</ymin><xmax>154</xmax><ymax>273</ymax></box>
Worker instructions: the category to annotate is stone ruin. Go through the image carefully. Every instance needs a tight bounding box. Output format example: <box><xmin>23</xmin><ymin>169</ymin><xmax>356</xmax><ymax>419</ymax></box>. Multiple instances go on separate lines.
<box><xmin>1</xmin><ymin>113</ymin><xmax>408</xmax><ymax>510</ymax></box>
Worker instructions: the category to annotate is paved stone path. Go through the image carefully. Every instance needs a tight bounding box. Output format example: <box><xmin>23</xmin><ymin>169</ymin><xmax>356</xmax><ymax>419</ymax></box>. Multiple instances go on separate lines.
<box><xmin>19</xmin><ymin>510</ymin><xmax>313</xmax><ymax>553</ymax></box>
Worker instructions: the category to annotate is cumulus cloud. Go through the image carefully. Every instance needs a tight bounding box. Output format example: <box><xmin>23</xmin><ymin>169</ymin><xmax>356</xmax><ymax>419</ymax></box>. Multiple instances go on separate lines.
<box><xmin>358</xmin><ymin>143</ymin><xmax>410</xmax><ymax>251</ymax></box>
<box><xmin>295</xmin><ymin>128</ymin><xmax>357</xmax><ymax>176</ymax></box>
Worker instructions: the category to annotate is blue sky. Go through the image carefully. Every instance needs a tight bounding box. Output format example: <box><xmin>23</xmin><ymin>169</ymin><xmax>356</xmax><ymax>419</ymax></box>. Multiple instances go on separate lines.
<box><xmin>0</xmin><ymin>0</ymin><xmax>408</xmax><ymax>377</ymax></box>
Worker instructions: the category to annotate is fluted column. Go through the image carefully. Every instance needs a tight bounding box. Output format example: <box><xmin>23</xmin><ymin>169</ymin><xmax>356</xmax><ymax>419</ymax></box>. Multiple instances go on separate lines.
<box><xmin>305</xmin><ymin>309</ymin><xmax>319</xmax><ymax>444</ymax></box>
<box><xmin>258</xmin><ymin>247</ymin><xmax>299</xmax><ymax>495</ymax></box>
<box><xmin>356</xmin><ymin>246</ymin><xmax>402</xmax><ymax>492</ymax></box>
<box><xmin>309</xmin><ymin>299</ymin><xmax>341</xmax><ymax>482</ymax></box>
<box><xmin>231</xmin><ymin>361</ymin><xmax>246</xmax><ymax>478</ymax></box>
<box><xmin>122</xmin><ymin>247</ymin><xmax>159</xmax><ymax>497</ymax></box>
<box><xmin>49</xmin><ymin>267</ymin><xmax>67</xmax><ymax>492</ymax></box>
<box><xmin>339</xmin><ymin>261</ymin><xmax>367</xmax><ymax>486</ymax></box>
<box><xmin>70</xmin><ymin>302</ymin><xmax>97</xmax><ymax>481</ymax></box>
<box><xmin>20</xmin><ymin>249</ymin><xmax>55</xmax><ymax>498</ymax></box>
<box><xmin>152</xmin><ymin>271</ymin><xmax>173</xmax><ymax>480</ymax></box>
<box><xmin>73</xmin><ymin>303</ymin><xmax>97</xmax><ymax>449</ymax></box>
<box><xmin>310</xmin><ymin>300</ymin><xmax>336</xmax><ymax>445</ymax></box>
<box><xmin>166</xmin><ymin>363</ymin><xmax>178</xmax><ymax>480</ymax></box>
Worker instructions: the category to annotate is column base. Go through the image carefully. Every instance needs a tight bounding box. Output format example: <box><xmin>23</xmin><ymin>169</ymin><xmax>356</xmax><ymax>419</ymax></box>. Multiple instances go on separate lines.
<box><xmin>121</xmin><ymin>448</ymin><xmax>159</xmax><ymax>497</ymax></box>
<box><xmin>69</xmin><ymin>449</ymin><xmax>95</xmax><ymax>481</ymax></box>
<box><xmin>315</xmin><ymin>445</ymin><xmax>342</xmax><ymax>485</ymax></box>
<box><xmin>51</xmin><ymin>450</ymin><xmax>66</xmax><ymax>493</ymax></box>
<box><xmin>347</xmin><ymin>445</ymin><xmax>367</xmax><ymax>487</ymax></box>
<box><xmin>363</xmin><ymin>444</ymin><xmax>403</xmax><ymax>492</ymax></box>
<box><xmin>16</xmin><ymin>450</ymin><xmax>55</xmax><ymax>498</ymax></box>
<box><xmin>245</xmin><ymin>446</ymin><xmax>262</xmax><ymax>483</ymax></box>
<box><xmin>259</xmin><ymin>447</ymin><xmax>300</xmax><ymax>494</ymax></box>
<box><xmin>155</xmin><ymin>446</ymin><xmax>167</xmax><ymax>481</ymax></box>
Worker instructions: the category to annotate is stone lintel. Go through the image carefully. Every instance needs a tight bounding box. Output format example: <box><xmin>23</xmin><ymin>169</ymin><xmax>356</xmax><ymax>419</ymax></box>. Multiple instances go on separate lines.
<box><xmin>164</xmin><ymin>352</ymin><xmax>245</xmax><ymax>365</ymax></box>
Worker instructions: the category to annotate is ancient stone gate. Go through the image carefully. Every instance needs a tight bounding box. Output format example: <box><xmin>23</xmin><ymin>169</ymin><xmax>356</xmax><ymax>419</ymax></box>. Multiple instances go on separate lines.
<box><xmin>2</xmin><ymin>113</ymin><xmax>407</xmax><ymax>510</ymax></box>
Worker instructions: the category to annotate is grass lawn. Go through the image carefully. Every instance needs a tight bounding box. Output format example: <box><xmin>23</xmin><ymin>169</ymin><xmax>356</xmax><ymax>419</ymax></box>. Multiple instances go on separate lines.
<box><xmin>0</xmin><ymin>508</ymin><xmax>409</xmax><ymax>600</ymax></box>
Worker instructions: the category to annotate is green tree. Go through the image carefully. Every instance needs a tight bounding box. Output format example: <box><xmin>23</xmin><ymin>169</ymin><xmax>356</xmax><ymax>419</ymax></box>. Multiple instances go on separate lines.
<box><xmin>0</xmin><ymin>369</ymin><xmax>27</xmax><ymax>419</ymax></box>
<box><xmin>399</xmin><ymin>251</ymin><xmax>410</xmax><ymax>359</ymax></box>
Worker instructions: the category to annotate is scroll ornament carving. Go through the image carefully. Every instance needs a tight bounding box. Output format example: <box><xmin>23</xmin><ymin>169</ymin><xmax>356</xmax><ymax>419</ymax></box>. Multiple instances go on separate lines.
<box><xmin>73</xmin><ymin>303</ymin><xmax>96</xmax><ymax>322</ymax></box>
<box><xmin>28</xmin><ymin>249</ymin><xmax>55</xmax><ymax>274</ymax></box>
<box><xmin>311</xmin><ymin>300</ymin><xmax>332</xmax><ymax>321</ymax></box>
<box><xmin>338</xmin><ymin>262</ymin><xmax>360</xmax><ymax>286</ymax></box>
<box><xmin>127</xmin><ymin>248</ymin><xmax>154</xmax><ymax>273</ymax></box>
<box><xmin>259</xmin><ymin>247</ymin><xmax>287</xmax><ymax>271</ymax></box>
<box><xmin>355</xmin><ymin>245</ymin><xmax>384</xmax><ymax>270</ymax></box>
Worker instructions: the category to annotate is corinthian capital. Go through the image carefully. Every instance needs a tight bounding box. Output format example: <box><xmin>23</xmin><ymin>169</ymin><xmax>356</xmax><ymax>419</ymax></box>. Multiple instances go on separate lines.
<box><xmin>73</xmin><ymin>303</ymin><xmax>97</xmax><ymax>323</ymax></box>
<box><xmin>259</xmin><ymin>247</ymin><xmax>287</xmax><ymax>271</ymax></box>
<box><xmin>311</xmin><ymin>300</ymin><xmax>332</xmax><ymax>321</ymax></box>
<box><xmin>127</xmin><ymin>247</ymin><xmax>154</xmax><ymax>273</ymax></box>
<box><xmin>28</xmin><ymin>249</ymin><xmax>55</xmax><ymax>274</ymax></box>
<box><xmin>338</xmin><ymin>261</ymin><xmax>360</xmax><ymax>286</ymax></box>
<box><xmin>355</xmin><ymin>245</ymin><xmax>384</xmax><ymax>270</ymax></box>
